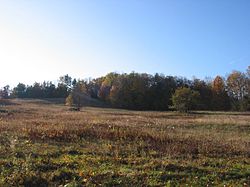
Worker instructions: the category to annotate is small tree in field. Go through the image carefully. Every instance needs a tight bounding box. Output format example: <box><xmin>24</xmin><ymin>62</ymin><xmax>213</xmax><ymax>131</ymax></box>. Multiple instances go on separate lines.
<box><xmin>65</xmin><ymin>94</ymin><xmax>73</xmax><ymax>106</ymax></box>
<box><xmin>172</xmin><ymin>87</ymin><xmax>200</xmax><ymax>112</ymax></box>
<box><xmin>65</xmin><ymin>80</ymin><xmax>87</xmax><ymax>110</ymax></box>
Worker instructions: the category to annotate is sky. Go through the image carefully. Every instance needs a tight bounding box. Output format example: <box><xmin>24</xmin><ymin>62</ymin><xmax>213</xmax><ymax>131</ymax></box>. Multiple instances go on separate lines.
<box><xmin>0</xmin><ymin>0</ymin><xmax>250</xmax><ymax>87</ymax></box>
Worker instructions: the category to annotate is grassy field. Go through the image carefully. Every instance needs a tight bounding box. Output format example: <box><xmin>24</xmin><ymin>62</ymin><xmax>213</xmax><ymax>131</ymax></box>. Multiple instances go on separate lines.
<box><xmin>0</xmin><ymin>99</ymin><xmax>249</xmax><ymax>186</ymax></box>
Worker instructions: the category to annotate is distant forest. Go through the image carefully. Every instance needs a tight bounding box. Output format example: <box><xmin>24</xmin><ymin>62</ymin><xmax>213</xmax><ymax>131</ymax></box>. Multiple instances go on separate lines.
<box><xmin>1</xmin><ymin>66</ymin><xmax>249</xmax><ymax>111</ymax></box>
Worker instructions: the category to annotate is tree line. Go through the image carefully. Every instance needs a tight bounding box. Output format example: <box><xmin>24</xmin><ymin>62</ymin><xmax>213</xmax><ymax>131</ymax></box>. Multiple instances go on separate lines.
<box><xmin>1</xmin><ymin>66</ymin><xmax>249</xmax><ymax>111</ymax></box>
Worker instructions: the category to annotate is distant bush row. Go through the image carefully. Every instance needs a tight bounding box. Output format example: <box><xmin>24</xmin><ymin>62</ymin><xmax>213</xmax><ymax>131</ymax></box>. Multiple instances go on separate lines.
<box><xmin>1</xmin><ymin>66</ymin><xmax>249</xmax><ymax>111</ymax></box>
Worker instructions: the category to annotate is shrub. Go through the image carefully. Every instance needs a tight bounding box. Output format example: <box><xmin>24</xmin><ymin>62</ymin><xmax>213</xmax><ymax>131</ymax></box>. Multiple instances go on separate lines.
<box><xmin>172</xmin><ymin>87</ymin><xmax>200</xmax><ymax>112</ymax></box>
<box><xmin>65</xmin><ymin>94</ymin><xmax>73</xmax><ymax>106</ymax></box>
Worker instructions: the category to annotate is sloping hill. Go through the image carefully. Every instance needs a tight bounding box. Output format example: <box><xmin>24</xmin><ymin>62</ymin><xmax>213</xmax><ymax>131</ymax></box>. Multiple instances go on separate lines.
<box><xmin>12</xmin><ymin>95</ymin><xmax>109</xmax><ymax>108</ymax></box>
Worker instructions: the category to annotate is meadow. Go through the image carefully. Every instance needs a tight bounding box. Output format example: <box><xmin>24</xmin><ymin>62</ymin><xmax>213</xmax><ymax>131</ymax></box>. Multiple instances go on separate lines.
<box><xmin>0</xmin><ymin>99</ymin><xmax>249</xmax><ymax>186</ymax></box>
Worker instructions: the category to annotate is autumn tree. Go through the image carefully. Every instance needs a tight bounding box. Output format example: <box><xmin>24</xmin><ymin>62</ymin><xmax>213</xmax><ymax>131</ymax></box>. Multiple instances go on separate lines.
<box><xmin>8</xmin><ymin>68</ymin><xmax>249</xmax><ymax>111</ymax></box>
<box><xmin>247</xmin><ymin>66</ymin><xmax>250</xmax><ymax>95</ymax></box>
<box><xmin>65</xmin><ymin>94</ymin><xmax>73</xmax><ymax>106</ymax></box>
<box><xmin>226</xmin><ymin>71</ymin><xmax>248</xmax><ymax>110</ymax></box>
<box><xmin>241</xmin><ymin>66</ymin><xmax>250</xmax><ymax>111</ymax></box>
<box><xmin>211</xmin><ymin>76</ymin><xmax>230</xmax><ymax>110</ymax></box>
<box><xmin>227</xmin><ymin>71</ymin><xmax>247</xmax><ymax>100</ymax></box>
<box><xmin>98</xmin><ymin>73</ymin><xmax>118</xmax><ymax>101</ymax></box>
<box><xmin>109</xmin><ymin>73</ymin><xmax>150</xmax><ymax>109</ymax></box>
<box><xmin>172</xmin><ymin>87</ymin><xmax>200</xmax><ymax>112</ymax></box>
<box><xmin>66</xmin><ymin>80</ymin><xmax>87</xmax><ymax>109</ymax></box>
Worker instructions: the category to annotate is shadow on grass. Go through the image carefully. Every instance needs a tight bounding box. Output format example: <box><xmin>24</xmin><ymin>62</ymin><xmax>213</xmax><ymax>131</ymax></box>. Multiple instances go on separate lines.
<box><xmin>0</xmin><ymin>99</ymin><xmax>19</xmax><ymax>106</ymax></box>
<box><xmin>190</xmin><ymin>111</ymin><xmax>250</xmax><ymax>116</ymax></box>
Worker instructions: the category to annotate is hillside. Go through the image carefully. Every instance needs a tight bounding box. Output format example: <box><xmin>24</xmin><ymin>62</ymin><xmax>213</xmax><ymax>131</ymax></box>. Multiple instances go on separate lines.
<box><xmin>0</xmin><ymin>99</ymin><xmax>249</xmax><ymax>186</ymax></box>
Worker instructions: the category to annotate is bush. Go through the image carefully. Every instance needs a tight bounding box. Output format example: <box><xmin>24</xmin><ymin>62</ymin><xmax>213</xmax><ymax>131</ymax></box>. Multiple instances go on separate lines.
<box><xmin>65</xmin><ymin>94</ymin><xmax>73</xmax><ymax>106</ymax></box>
<box><xmin>172</xmin><ymin>87</ymin><xmax>200</xmax><ymax>112</ymax></box>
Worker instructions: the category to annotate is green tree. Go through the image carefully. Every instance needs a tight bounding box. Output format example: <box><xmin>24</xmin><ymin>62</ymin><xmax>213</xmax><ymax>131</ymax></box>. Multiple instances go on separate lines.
<box><xmin>192</xmin><ymin>78</ymin><xmax>213</xmax><ymax>110</ymax></box>
<box><xmin>59</xmin><ymin>74</ymin><xmax>72</xmax><ymax>90</ymax></box>
<box><xmin>172</xmin><ymin>87</ymin><xmax>200</xmax><ymax>112</ymax></box>
<box><xmin>0</xmin><ymin>85</ymin><xmax>10</xmax><ymax>99</ymax></box>
<box><xmin>12</xmin><ymin>83</ymin><xmax>26</xmax><ymax>98</ymax></box>
<box><xmin>66</xmin><ymin>80</ymin><xmax>87</xmax><ymax>109</ymax></box>
<box><xmin>56</xmin><ymin>83</ymin><xmax>69</xmax><ymax>98</ymax></box>
<box><xmin>146</xmin><ymin>74</ymin><xmax>176</xmax><ymax>110</ymax></box>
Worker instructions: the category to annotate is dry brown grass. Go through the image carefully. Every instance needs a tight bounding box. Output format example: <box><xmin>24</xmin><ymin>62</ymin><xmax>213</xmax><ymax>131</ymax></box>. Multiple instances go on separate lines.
<box><xmin>0</xmin><ymin>99</ymin><xmax>249</xmax><ymax>186</ymax></box>
<box><xmin>1</xmin><ymin>99</ymin><xmax>249</xmax><ymax>158</ymax></box>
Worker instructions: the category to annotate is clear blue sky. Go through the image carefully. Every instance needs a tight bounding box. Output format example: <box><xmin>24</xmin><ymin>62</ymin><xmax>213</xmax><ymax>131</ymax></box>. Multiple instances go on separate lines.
<box><xmin>0</xmin><ymin>0</ymin><xmax>249</xmax><ymax>87</ymax></box>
